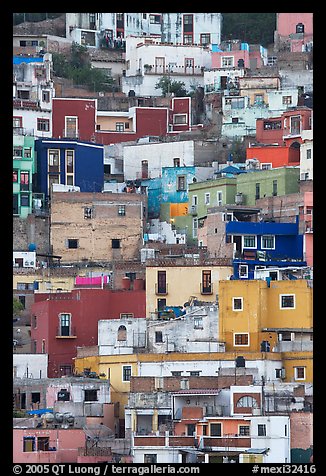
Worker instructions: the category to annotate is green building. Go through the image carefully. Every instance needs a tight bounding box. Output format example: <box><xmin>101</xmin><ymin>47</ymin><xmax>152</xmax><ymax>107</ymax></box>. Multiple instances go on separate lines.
<box><xmin>187</xmin><ymin>176</ymin><xmax>237</xmax><ymax>244</ymax></box>
<box><xmin>236</xmin><ymin>166</ymin><xmax>300</xmax><ymax>206</ymax></box>
<box><xmin>13</xmin><ymin>134</ymin><xmax>35</xmax><ymax>218</ymax></box>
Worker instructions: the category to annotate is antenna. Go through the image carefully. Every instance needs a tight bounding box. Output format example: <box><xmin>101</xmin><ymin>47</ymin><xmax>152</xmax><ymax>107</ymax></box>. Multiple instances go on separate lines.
<box><xmin>83</xmin><ymin>424</ymin><xmax>114</xmax><ymax>448</ymax></box>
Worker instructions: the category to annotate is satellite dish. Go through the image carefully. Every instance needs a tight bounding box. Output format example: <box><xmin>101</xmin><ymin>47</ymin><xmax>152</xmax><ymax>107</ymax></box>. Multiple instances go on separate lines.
<box><xmin>83</xmin><ymin>424</ymin><xmax>114</xmax><ymax>447</ymax></box>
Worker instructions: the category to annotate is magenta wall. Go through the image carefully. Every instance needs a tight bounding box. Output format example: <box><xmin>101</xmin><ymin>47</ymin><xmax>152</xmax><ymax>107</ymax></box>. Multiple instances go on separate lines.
<box><xmin>277</xmin><ymin>13</ymin><xmax>313</xmax><ymax>37</ymax></box>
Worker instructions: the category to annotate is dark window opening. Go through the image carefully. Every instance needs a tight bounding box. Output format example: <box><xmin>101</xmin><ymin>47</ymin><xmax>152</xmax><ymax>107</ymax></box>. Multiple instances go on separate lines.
<box><xmin>210</xmin><ymin>423</ymin><xmax>222</xmax><ymax>436</ymax></box>
<box><xmin>31</xmin><ymin>392</ymin><xmax>41</xmax><ymax>404</ymax></box>
<box><xmin>37</xmin><ymin>437</ymin><xmax>49</xmax><ymax>451</ymax></box>
<box><xmin>67</xmin><ymin>239</ymin><xmax>78</xmax><ymax>249</ymax></box>
<box><xmin>84</xmin><ymin>389</ymin><xmax>98</xmax><ymax>401</ymax></box>
<box><xmin>112</xmin><ymin>239</ymin><xmax>121</xmax><ymax>249</ymax></box>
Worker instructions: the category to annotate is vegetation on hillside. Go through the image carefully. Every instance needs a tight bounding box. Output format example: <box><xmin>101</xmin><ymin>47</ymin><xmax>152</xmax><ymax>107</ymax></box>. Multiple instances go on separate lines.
<box><xmin>13</xmin><ymin>13</ymin><xmax>63</xmax><ymax>25</ymax></box>
<box><xmin>222</xmin><ymin>13</ymin><xmax>276</xmax><ymax>47</ymax></box>
<box><xmin>52</xmin><ymin>42</ymin><xmax>116</xmax><ymax>92</ymax></box>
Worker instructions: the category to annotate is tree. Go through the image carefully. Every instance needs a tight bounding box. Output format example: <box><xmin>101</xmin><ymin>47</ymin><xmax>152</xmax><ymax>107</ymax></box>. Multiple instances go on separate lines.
<box><xmin>13</xmin><ymin>298</ymin><xmax>24</xmax><ymax>318</ymax></box>
<box><xmin>155</xmin><ymin>76</ymin><xmax>188</xmax><ymax>97</ymax></box>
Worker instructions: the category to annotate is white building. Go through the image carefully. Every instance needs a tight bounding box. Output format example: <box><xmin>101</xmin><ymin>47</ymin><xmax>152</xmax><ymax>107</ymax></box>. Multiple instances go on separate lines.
<box><xmin>204</xmin><ymin>67</ymin><xmax>245</xmax><ymax>94</ymax></box>
<box><xmin>98</xmin><ymin>318</ymin><xmax>147</xmax><ymax>356</ymax></box>
<box><xmin>13</xmin><ymin>53</ymin><xmax>54</xmax><ymax>138</ymax></box>
<box><xmin>122</xmin><ymin>36</ymin><xmax>212</xmax><ymax>97</ymax></box>
<box><xmin>300</xmin><ymin>128</ymin><xmax>313</xmax><ymax>180</ymax></box>
<box><xmin>247</xmin><ymin>416</ymin><xmax>291</xmax><ymax>463</ymax></box>
<box><xmin>13</xmin><ymin>251</ymin><xmax>37</xmax><ymax>268</ymax></box>
<box><xmin>13</xmin><ymin>354</ymin><xmax>48</xmax><ymax>379</ymax></box>
<box><xmin>123</xmin><ymin>140</ymin><xmax>196</xmax><ymax>180</ymax></box>
<box><xmin>65</xmin><ymin>13</ymin><xmax>222</xmax><ymax>49</ymax></box>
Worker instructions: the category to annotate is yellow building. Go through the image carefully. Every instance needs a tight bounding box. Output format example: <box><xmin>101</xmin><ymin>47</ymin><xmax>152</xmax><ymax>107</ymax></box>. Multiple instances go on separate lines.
<box><xmin>218</xmin><ymin>279</ymin><xmax>313</xmax><ymax>383</ymax></box>
<box><xmin>145</xmin><ymin>261</ymin><xmax>232</xmax><ymax>317</ymax></box>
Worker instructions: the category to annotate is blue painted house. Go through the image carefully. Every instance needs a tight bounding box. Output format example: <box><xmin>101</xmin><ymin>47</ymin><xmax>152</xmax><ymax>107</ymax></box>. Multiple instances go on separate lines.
<box><xmin>34</xmin><ymin>138</ymin><xmax>104</xmax><ymax>198</ymax></box>
<box><xmin>226</xmin><ymin>217</ymin><xmax>306</xmax><ymax>279</ymax></box>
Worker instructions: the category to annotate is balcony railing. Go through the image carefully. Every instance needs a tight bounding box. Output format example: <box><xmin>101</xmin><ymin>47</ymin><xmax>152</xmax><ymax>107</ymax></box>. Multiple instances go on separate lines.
<box><xmin>56</xmin><ymin>326</ymin><xmax>77</xmax><ymax>338</ymax></box>
<box><xmin>200</xmin><ymin>283</ymin><xmax>213</xmax><ymax>295</ymax></box>
<box><xmin>13</xmin><ymin>127</ymin><xmax>35</xmax><ymax>136</ymax></box>
<box><xmin>155</xmin><ymin>283</ymin><xmax>168</xmax><ymax>295</ymax></box>
<box><xmin>199</xmin><ymin>435</ymin><xmax>251</xmax><ymax>449</ymax></box>
<box><xmin>13</xmin><ymin>98</ymin><xmax>40</xmax><ymax>109</ymax></box>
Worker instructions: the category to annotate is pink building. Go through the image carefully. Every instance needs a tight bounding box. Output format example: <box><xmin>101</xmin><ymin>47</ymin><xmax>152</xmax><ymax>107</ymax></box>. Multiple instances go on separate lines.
<box><xmin>275</xmin><ymin>13</ymin><xmax>313</xmax><ymax>52</ymax></box>
<box><xmin>300</xmin><ymin>191</ymin><xmax>313</xmax><ymax>267</ymax></box>
<box><xmin>212</xmin><ymin>48</ymin><xmax>250</xmax><ymax>69</ymax></box>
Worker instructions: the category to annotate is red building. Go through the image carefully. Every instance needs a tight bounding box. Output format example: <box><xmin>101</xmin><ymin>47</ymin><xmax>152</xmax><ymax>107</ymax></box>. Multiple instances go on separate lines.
<box><xmin>52</xmin><ymin>97</ymin><xmax>193</xmax><ymax>145</ymax></box>
<box><xmin>31</xmin><ymin>288</ymin><xmax>146</xmax><ymax>378</ymax></box>
<box><xmin>246</xmin><ymin>144</ymin><xmax>300</xmax><ymax>168</ymax></box>
<box><xmin>255</xmin><ymin>107</ymin><xmax>312</xmax><ymax>146</ymax></box>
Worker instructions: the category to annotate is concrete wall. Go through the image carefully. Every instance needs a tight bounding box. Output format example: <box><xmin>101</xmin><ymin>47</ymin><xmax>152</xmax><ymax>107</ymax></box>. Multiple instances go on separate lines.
<box><xmin>13</xmin><ymin>214</ymin><xmax>50</xmax><ymax>254</ymax></box>
<box><xmin>13</xmin><ymin>354</ymin><xmax>48</xmax><ymax>379</ymax></box>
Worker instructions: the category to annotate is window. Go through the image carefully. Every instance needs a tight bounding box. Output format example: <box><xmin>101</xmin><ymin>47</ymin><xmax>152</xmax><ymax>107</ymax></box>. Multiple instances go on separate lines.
<box><xmin>171</xmin><ymin>371</ymin><xmax>182</xmax><ymax>377</ymax></box>
<box><xmin>186</xmin><ymin>423</ymin><xmax>196</xmax><ymax>435</ymax></box>
<box><xmin>174</xmin><ymin>114</ymin><xmax>187</xmax><ymax>125</ymax></box>
<box><xmin>118</xmin><ymin>205</ymin><xmax>126</xmax><ymax>216</ymax></box>
<box><xmin>193</xmin><ymin>218</ymin><xmax>198</xmax><ymax>238</ymax></box>
<box><xmin>283</xmin><ymin>96</ymin><xmax>292</xmax><ymax>105</ymax></box>
<box><xmin>141</xmin><ymin>160</ymin><xmax>148</xmax><ymax>179</ymax></box>
<box><xmin>290</xmin><ymin>115</ymin><xmax>301</xmax><ymax>135</ymax></box>
<box><xmin>200</xmin><ymin>33</ymin><xmax>211</xmax><ymax>46</ymax></box>
<box><xmin>42</xmin><ymin>90</ymin><xmax>50</xmax><ymax>103</ymax></box>
<box><xmin>221</xmin><ymin>56</ymin><xmax>234</xmax><ymax>67</ymax></box>
<box><xmin>194</xmin><ymin>317</ymin><xmax>203</xmax><ymax>329</ymax></box>
<box><xmin>234</xmin><ymin>333</ymin><xmax>249</xmax><ymax>346</ymax></box>
<box><xmin>204</xmin><ymin>193</ymin><xmax>210</xmax><ymax>205</ymax></box>
<box><xmin>217</xmin><ymin>191</ymin><xmax>223</xmax><ymax>206</ymax></box>
<box><xmin>157</xmin><ymin>298</ymin><xmax>166</xmax><ymax>312</ymax></box>
<box><xmin>13</xmin><ymin>117</ymin><xmax>22</xmax><ymax>128</ymax></box>
<box><xmin>296</xmin><ymin>23</ymin><xmax>304</xmax><ymax>34</ymax></box>
<box><xmin>20</xmin><ymin>171</ymin><xmax>30</xmax><ymax>191</ymax></box>
<box><xmin>37</xmin><ymin>437</ymin><xmax>49</xmax><ymax>451</ymax></box>
<box><xmin>144</xmin><ymin>454</ymin><xmax>157</xmax><ymax>463</ymax></box>
<box><xmin>18</xmin><ymin>89</ymin><xmax>30</xmax><ymax>99</ymax></box>
<box><xmin>183</xmin><ymin>34</ymin><xmax>193</xmax><ymax>45</ymax></box>
<box><xmin>37</xmin><ymin>118</ymin><xmax>50</xmax><ymax>132</ymax></box>
<box><xmin>210</xmin><ymin>423</ymin><xmax>222</xmax><ymax>437</ymax></box>
<box><xmin>261</xmin><ymin>235</ymin><xmax>275</xmax><ymax>250</ymax></box>
<box><xmin>257</xmin><ymin>424</ymin><xmax>266</xmax><ymax>436</ymax></box>
<box><xmin>20</xmin><ymin>193</ymin><xmax>30</xmax><ymax>207</ymax></box>
<box><xmin>116</xmin><ymin>122</ymin><xmax>124</xmax><ymax>132</ymax></box>
<box><xmin>254</xmin><ymin>94</ymin><xmax>264</xmax><ymax>105</ymax></box>
<box><xmin>192</xmin><ymin>195</ymin><xmax>198</xmax><ymax>206</ymax></box>
<box><xmin>117</xmin><ymin>325</ymin><xmax>127</xmax><ymax>341</ymax></box>
<box><xmin>31</xmin><ymin>392</ymin><xmax>41</xmax><ymax>404</ymax></box>
<box><xmin>120</xmin><ymin>313</ymin><xmax>134</xmax><ymax>319</ymax></box>
<box><xmin>174</xmin><ymin>158</ymin><xmax>180</xmax><ymax>167</ymax></box>
<box><xmin>190</xmin><ymin>371</ymin><xmax>200</xmax><ymax>377</ymax></box>
<box><xmin>255</xmin><ymin>183</ymin><xmax>260</xmax><ymax>200</ymax></box>
<box><xmin>112</xmin><ymin>239</ymin><xmax>121</xmax><ymax>249</ymax></box>
<box><xmin>237</xmin><ymin>396</ymin><xmax>258</xmax><ymax>408</ymax></box>
<box><xmin>59</xmin><ymin>313</ymin><xmax>71</xmax><ymax>336</ymax></box>
<box><xmin>243</xmin><ymin>235</ymin><xmax>256</xmax><ymax>248</ymax></box>
<box><xmin>176</xmin><ymin>175</ymin><xmax>186</xmax><ymax>191</ymax></box>
<box><xmin>239</xmin><ymin>265</ymin><xmax>248</xmax><ymax>279</ymax></box>
<box><xmin>57</xmin><ymin>389</ymin><xmax>70</xmax><ymax>401</ymax></box>
<box><xmin>157</xmin><ymin>270</ymin><xmax>167</xmax><ymax>294</ymax></box>
<box><xmin>280</xmin><ymin>294</ymin><xmax>295</xmax><ymax>309</ymax></box>
<box><xmin>23</xmin><ymin>437</ymin><xmax>35</xmax><ymax>452</ymax></box>
<box><xmin>272</xmin><ymin>180</ymin><xmax>278</xmax><ymax>196</ymax></box>
<box><xmin>65</xmin><ymin>150</ymin><xmax>74</xmax><ymax>185</ymax></box>
<box><xmin>263</xmin><ymin>120</ymin><xmax>282</xmax><ymax>130</ymax></box>
<box><xmin>306</xmin><ymin>149</ymin><xmax>312</xmax><ymax>160</ymax></box>
<box><xmin>294</xmin><ymin>367</ymin><xmax>306</xmax><ymax>380</ymax></box>
<box><xmin>261</xmin><ymin>163</ymin><xmax>272</xmax><ymax>170</ymax></box>
<box><xmin>84</xmin><ymin>389</ymin><xmax>98</xmax><ymax>401</ymax></box>
<box><xmin>149</xmin><ymin>14</ymin><xmax>161</xmax><ymax>24</ymax></box>
<box><xmin>24</xmin><ymin>147</ymin><xmax>32</xmax><ymax>159</ymax></box>
<box><xmin>13</xmin><ymin>170</ymin><xmax>18</xmax><ymax>183</ymax></box>
<box><xmin>201</xmin><ymin>270</ymin><xmax>212</xmax><ymax>294</ymax></box>
<box><xmin>84</xmin><ymin>207</ymin><xmax>93</xmax><ymax>219</ymax></box>
<box><xmin>13</xmin><ymin>146</ymin><xmax>23</xmax><ymax>158</ymax></box>
<box><xmin>183</xmin><ymin>14</ymin><xmax>193</xmax><ymax>32</ymax></box>
<box><xmin>67</xmin><ymin>239</ymin><xmax>78</xmax><ymax>249</ymax></box>
<box><xmin>65</xmin><ymin>116</ymin><xmax>78</xmax><ymax>138</ymax></box>
<box><xmin>239</xmin><ymin>426</ymin><xmax>250</xmax><ymax>436</ymax></box>
<box><xmin>155</xmin><ymin>331</ymin><xmax>163</xmax><ymax>343</ymax></box>
<box><xmin>232</xmin><ymin>297</ymin><xmax>243</xmax><ymax>311</ymax></box>
<box><xmin>122</xmin><ymin>365</ymin><xmax>132</xmax><ymax>382</ymax></box>
<box><xmin>48</xmin><ymin>149</ymin><xmax>60</xmax><ymax>172</ymax></box>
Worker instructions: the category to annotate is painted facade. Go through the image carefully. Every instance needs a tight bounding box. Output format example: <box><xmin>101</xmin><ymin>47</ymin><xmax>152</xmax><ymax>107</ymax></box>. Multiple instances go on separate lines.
<box><xmin>31</xmin><ymin>288</ymin><xmax>146</xmax><ymax>378</ymax></box>
<box><xmin>300</xmin><ymin>129</ymin><xmax>313</xmax><ymax>181</ymax></box>
<box><xmin>13</xmin><ymin>134</ymin><xmax>35</xmax><ymax>218</ymax></box>
<box><xmin>34</xmin><ymin>138</ymin><xmax>104</xmax><ymax>198</ymax></box>
<box><xmin>275</xmin><ymin>13</ymin><xmax>313</xmax><ymax>53</ymax></box>
<box><xmin>246</xmin><ymin>145</ymin><xmax>300</xmax><ymax>168</ymax></box>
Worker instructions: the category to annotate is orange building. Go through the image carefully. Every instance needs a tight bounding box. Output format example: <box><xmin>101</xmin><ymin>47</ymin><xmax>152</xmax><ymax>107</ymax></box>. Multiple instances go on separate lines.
<box><xmin>246</xmin><ymin>144</ymin><xmax>300</xmax><ymax>168</ymax></box>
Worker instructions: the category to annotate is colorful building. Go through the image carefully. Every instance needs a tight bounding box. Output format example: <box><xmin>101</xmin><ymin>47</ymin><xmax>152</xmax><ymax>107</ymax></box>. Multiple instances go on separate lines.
<box><xmin>34</xmin><ymin>138</ymin><xmax>104</xmax><ymax>198</ymax></box>
<box><xmin>31</xmin><ymin>288</ymin><xmax>146</xmax><ymax>378</ymax></box>
<box><xmin>218</xmin><ymin>279</ymin><xmax>313</xmax><ymax>383</ymax></box>
<box><xmin>13</xmin><ymin>133</ymin><xmax>35</xmax><ymax>218</ymax></box>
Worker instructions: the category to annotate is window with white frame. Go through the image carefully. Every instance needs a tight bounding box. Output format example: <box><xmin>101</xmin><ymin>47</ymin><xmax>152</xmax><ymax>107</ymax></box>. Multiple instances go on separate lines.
<box><xmin>194</xmin><ymin>316</ymin><xmax>203</xmax><ymax>329</ymax></box>
<box><xmin>232</xmin><ymin>297</ymin><xmax>243</xmax><ymax>311</ymax></box>
<box><xmin>122</xmin><ymin>365</ymin><xmax>132</xmax><ymax>382</ymax></box>
<box><xmin>239</xmin><ymin>265</ymin><xmax>248</xmax><ymax>279</ymax></box>
<box><xmin>261</xmin><ymin>163</ymin><xmax>272</xmax><ymax>170</ymax></box>
<box><xmin>173</xmin><ymin>114</ymin><xmax>187</xmax><ymax>125</ymax></box>
<box><xmin>192</xmin><ymin>195</ymin><xmax>198</xmax><ymax>206</ymax></box>
<box><xmin>261</xmin><ymin>235</ymin><xmax>275</xmax><ymax>250</ymax></box>
<box><xmin>193</xmin><ymin>218</ymin><xmax>198</xmax><ymax>238</ymax></box>
<box><xmin>65</xmin><ymin>149</ymin><xmax>74</xmax><ymax>186</ymax></box>
<box><xmin>280</xmin><ymin>294</ymin><xmax>295</xmax><ymax>309</ymax></box>
<box><xmin>234</xmin><ymin>333</ymin><xmax>249</xmax><ymax>346</ymax></box>
<box><xmin>294</xmin><ymin>366</ymin><xmax>306</xmax><ymax>380</ymax></box>
<box><xmin>239</xmin><ymin>425</ymin><xmax>250</xmax><ymax>436</ymax></box>
<box><xmin>243</xmin><ymin>235</ymin><xmax>257</xmax><ymax>248</ymax></box>
<box><xmin>221</xmin><ymin>56</ymin><xmax>234</xmax><ymax>68</ymax></box>
<box><xmin>217</xmin><ymin>191</ymin><xmax>223</xmax><ymax>206</ymax></box>
<box><xmin>204</xmin><ymin>192</ymin><xmax>210</xmax><ymax>205</ymax></box>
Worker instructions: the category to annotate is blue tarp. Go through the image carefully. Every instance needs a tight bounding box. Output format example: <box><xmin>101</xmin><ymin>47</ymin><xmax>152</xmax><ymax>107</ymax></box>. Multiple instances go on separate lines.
<box><xmin>27</xmin><ymin>408</ymin><xmax>53</xmax><ymax>415</ymax></box>
<box><xmin>13</xmin><ymin>57</ymin><xmax>43</xmax><ymax>64</ymax></box>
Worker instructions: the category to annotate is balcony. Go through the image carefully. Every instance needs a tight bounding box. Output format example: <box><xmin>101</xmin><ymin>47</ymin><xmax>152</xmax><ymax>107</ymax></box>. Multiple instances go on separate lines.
<box><xmin>199</xmin><ymin>435</ymin><xmax>251</xmax><ymax>449</ymax></box>
<box><xmin>56</xmin><ymin>326</ymin><xmax>77</xmax><ymax>338</ymax></box>
<box><xmin>13</xmin><ymin>98</ymin><xmax>40</xmax><ymax>110</ymax></box>
<box><xmin>13</xmin><ymin>127</ymin><xmax>34</xmax><ymax>136</ymax></box>
<box><xmin>155</xmin><ymin>283</ymin><xmax>168</xmax><ymax>295</ymax></box>
<box><xmin>200</xmin><ymin>283</ymin><xmax>213</xmax><ymax>295</ymax></box>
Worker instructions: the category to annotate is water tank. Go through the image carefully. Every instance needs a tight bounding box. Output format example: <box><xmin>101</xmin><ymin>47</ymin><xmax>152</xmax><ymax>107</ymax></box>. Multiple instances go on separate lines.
<box><xmin>28</xmin><ymin>243</ymin><xmax>37</xmax><ymax>251</ymax></box>
<box><xmin>122</xmin><ymin>277</ymin><xmax>131</xmax><ymax>290</ymax></box>
<box><xmin>133</xmin><ymin>278</ymin><xmax>145</xmax><ymax>290</ymax></box>
<box><xmin>128</xmin><ymin>89</ymin><xmax>135</xmax><ymax>97</ymax></box>
<box><xmin>44</xmin><ymin>413</ymin><xmax>54</xmax><ymax>423</ymax></box>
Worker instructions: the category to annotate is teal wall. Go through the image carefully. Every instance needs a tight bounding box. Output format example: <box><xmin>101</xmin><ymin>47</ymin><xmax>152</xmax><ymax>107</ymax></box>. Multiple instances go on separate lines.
<box><xmin>13</xmin><ymin>135</ymin><xmax>35</xmax><ymax>218</ymax></box>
